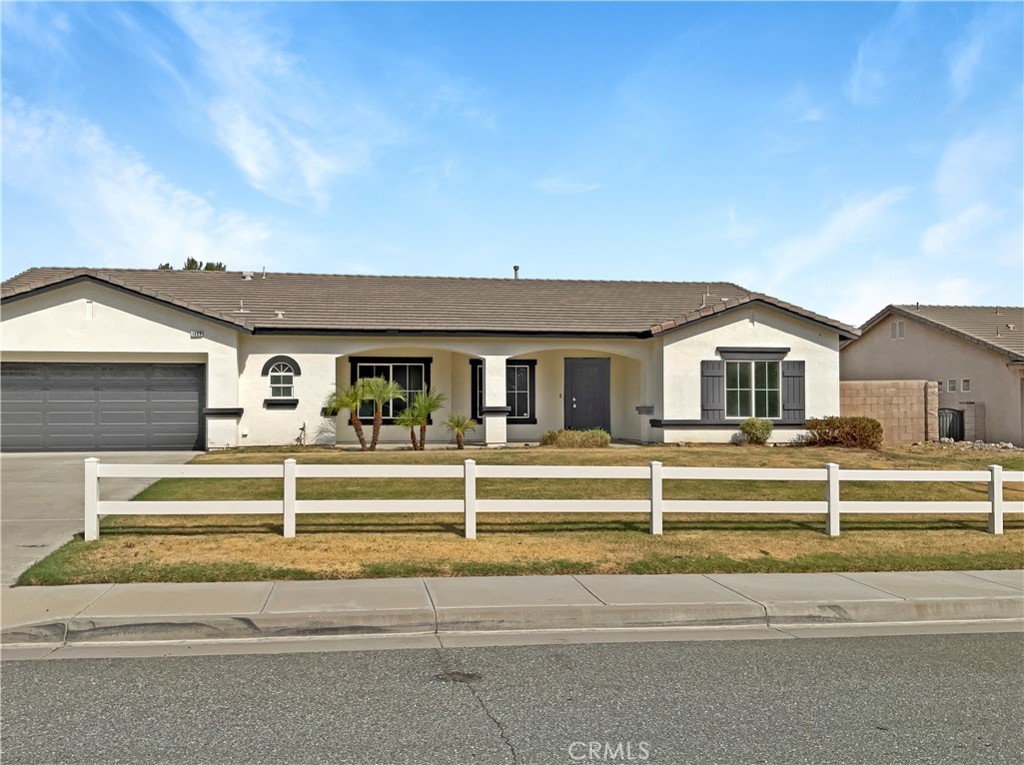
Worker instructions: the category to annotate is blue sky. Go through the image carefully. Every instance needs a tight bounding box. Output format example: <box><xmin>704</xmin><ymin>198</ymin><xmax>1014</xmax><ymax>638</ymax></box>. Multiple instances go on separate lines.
<box><xmin>2</xmin><ymin>2</ymin><xmax>1021</xmax><ymax>325</ymax></box>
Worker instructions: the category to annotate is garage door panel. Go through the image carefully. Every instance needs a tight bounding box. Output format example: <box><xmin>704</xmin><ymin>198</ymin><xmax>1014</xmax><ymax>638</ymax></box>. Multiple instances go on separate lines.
<box><xmin>1</xmin><ymin>363</ymin><xmax>205</xmax><ymax>452</ymax></box>
<box><xmin>46</xmin><ymin>411</ymin><xmax>97</xmax><ymax>425</ymax></box>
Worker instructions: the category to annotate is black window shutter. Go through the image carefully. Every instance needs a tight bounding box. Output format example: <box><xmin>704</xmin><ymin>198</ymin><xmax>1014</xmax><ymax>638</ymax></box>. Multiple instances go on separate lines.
<box><xmin>781</xmin><ymin>360</ymin><xmax>805</xmax><ymax>422</ymax></box>
<box><xmin>700</xmin><ymin>360</ymin><xmax>726</xmax><ymax>421</ymax></box>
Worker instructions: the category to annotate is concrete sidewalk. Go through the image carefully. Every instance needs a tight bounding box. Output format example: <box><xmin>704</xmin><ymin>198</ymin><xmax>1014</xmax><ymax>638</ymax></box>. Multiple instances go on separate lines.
<box><xmin>2</xmin><ymin>570</ymin><xmax>1021</xmax><ymax>646</ymax></box>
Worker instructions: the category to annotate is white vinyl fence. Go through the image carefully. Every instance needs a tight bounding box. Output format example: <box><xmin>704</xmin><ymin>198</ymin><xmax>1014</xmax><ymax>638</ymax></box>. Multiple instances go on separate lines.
<box><xmin>83</xmin><ymin>458</ymin><xmax>1023</xmax><ymax>541</ymax></box>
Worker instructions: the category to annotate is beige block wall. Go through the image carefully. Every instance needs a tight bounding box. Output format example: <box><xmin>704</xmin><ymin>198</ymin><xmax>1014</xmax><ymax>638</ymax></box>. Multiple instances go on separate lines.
<box><xmin>839</xmin><ymin>380</ymin><xmax>939</xmax><ymax>445</ymax></box>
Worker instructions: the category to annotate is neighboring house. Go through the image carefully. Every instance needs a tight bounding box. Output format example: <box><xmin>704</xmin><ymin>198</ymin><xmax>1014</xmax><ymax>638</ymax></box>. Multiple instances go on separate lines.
<box><xmin>841</xmin><ymin>305</ymin><xmax>1024</xmax><ymax>444</ymax></box>
<box><xmin>0</xmin><ymin>268</ymin><xmax>857</xmax><ymax>451</ymax></box>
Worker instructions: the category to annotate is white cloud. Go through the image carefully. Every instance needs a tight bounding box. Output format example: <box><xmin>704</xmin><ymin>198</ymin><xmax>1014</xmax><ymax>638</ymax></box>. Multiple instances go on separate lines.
<box><xmin>826</xmin><ymin>269</ymin><xmax>985</xmax><ymax>327</ymax></box>
<box><xmin>724</xmin><ymin>207</ymin><xmax>757</xmax><ymax>242</ymax></box>
<box><xmin>947</xmin><ymin>5</ymin><xmax>1018</xmax><ymax>102</ymax></box>
<box><xmin>1</xmin><ymin>3</ymin><xmax>74</xmax><ymax>58</ymax></box>
<box><xmin>2</xmin><ymin>99</ymin><xmax>272</xmax><ymax>270</ymax></box>
<box><xmin>921</xmin><ymin>203</ymin><xmax>999</xmax><ymax>255</ymax></box>
<box><xmin>846</xmin><ymin>5</ymin><xmax>917</xmax><ymax>107</ymax></box>
<box><xmin>535</xmin><ymin>177</ymin><xmax>603</xmax><ymax>195</ymax></box>
<box><xmin>168</xmin><ymin>4</ymin><xmax>392</xmax><ymax>208</ymax></box>
<box><xmin>933</xmin><ymin>131</ymin><xmax>1018</xmax><ymax>209</ymax></box>
<box><xmin>764</xmin><ymin>187</ymin><xmax>912</xmax><ymax>287</ymax></box>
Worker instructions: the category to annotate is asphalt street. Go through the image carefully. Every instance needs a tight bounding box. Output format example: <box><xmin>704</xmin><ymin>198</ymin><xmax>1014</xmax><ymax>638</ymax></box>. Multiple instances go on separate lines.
<box><xmin>3</xmin><ymin>632</ymin><xmax>1022</xmax><ymax>765</ymax></box>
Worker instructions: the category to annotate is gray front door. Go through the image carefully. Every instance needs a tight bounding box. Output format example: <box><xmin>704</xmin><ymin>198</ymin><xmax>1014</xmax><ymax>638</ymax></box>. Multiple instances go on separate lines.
<box><xmin>0</xmin><ymin>363</ymin><xmax>205</xmax><ymax>452</ymax></box>
<box><xmin>564</xmin><ymin>358</ymin><xmax>611</xmax><ymax>432</ymax></box>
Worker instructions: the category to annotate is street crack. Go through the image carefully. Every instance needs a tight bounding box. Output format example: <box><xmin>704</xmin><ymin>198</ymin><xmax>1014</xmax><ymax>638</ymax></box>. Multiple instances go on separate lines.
<box><xmin>435</xmin><ymin>649</ymin><xmax>519</xmax><ymax>765</ymax></box>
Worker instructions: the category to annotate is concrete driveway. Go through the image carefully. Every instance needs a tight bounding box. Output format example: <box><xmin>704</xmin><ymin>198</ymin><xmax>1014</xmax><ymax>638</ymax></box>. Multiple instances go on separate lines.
<box><xmin>1</xmin><ymin>452</ymin><xmax>198</xmax><ymax>585</ymax></box>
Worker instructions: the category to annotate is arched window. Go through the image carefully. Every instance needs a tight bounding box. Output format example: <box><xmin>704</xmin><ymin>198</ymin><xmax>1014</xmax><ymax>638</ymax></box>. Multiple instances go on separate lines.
<box><xmin>269</xmin><ymin>361</ymin><xmax>295</xmax><ymax>399</ymax></box>
<box><xmin>260</xmin><ymin>356</ymin><xmax>301</xmax><ymax>404</ymax></box>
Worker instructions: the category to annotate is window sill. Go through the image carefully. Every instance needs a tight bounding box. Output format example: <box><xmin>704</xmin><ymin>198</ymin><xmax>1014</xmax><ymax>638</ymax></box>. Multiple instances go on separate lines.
<box><xmin>264</xmin><ymin>398</ymin><xmax>299</xmax><ymax>409</ymax></box>
<box><xmin>508</xmin><ymin>418</ymin><xmax>538</xmax><ymax>425</ymax></box>
<box><xmin>651</xmin><ymin>419</ymin><xmax>805</xmax><ymax>428</ymax></box>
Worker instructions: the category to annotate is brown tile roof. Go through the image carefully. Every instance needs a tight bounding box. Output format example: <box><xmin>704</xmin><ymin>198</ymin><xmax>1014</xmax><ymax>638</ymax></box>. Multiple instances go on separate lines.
<box><xmin>1</xmin><ymin>267</ymin><xmax>859</xmax><ymax>338</ymax></box>
<box><xmin>862</xmin><ymin>304</ymin><xmax>1024</xmax><ymax>361</ymax></box>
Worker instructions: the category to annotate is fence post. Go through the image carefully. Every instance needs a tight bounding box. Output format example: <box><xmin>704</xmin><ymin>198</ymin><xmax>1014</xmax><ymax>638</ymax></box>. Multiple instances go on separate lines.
<box><xmin>650</xmin><ymin>461</ymin><xmax>663</xmax><ymax>535</ymax></box>
<box><xmin>84</xmin><ymin>458</ymin><xmax>100</xmax><ymax>541</ymax></box>
<box><xmin>464</xmin><ymin>459</ymin><xmax>477</xmax><ymax>539</ymax></box>
<box><xmin>825</xmin><ymin>462</ymin><xmax>840</xmax><ymax>537</ymax></box>
<box><xmin>988</xmin><ymin>464</ymin><xmax>1003</xmax><ymax>535</ymax></box>
<box><xmin>283</xmin><ymin>458</ymin><xmax>297</xmax><ymax>538</ymax></box>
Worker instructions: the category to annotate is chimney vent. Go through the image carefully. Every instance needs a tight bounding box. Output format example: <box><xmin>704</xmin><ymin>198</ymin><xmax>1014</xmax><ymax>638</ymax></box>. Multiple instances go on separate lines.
<box><xmin>513</xmin><ymin>265</ymin><xmax>520</xmax><ymax>280</ymax></box>
<box><xmin>275</xmin><ymin>311</ymin><xmax>285</xmax><ymax>319</ymax></box>
<box><xmin>242</xmin><ymin>272</ymin><xmax>254</xmax><ymax>280</ymax></box>
<box><xmin>262</xmin><ymin>267</ymin><xmax>267</xmax><ymax>279</ymax></box>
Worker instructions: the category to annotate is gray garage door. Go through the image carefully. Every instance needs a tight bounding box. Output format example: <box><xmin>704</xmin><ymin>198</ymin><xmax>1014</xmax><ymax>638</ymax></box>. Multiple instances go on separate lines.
<box><xmin>1</xmin><ymin>363</ymin><xmax>205</xmax><ymax>452</ymax></box>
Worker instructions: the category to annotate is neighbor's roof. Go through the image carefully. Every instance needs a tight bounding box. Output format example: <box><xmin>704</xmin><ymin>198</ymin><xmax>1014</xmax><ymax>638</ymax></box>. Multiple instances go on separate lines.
<box><xmin>1</xmin><ymin>267</ymin><xmax>859</xmax><ymax>339</ymax></box>
<box><xmin>862</xmin><ymin>304</ymin><xmax>1024</xmax><ymax>361</ymax></box>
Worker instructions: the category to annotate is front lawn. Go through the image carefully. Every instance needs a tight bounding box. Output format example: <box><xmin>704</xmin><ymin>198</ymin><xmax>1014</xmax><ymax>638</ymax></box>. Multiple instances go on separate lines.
<box><xmin>17</xmin><ymin>444</ymin><xmax>1024</xmax><ymax>585</ymax></box>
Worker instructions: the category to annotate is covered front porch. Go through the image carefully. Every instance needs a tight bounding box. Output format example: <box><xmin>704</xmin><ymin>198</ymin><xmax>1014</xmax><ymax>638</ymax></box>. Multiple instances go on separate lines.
<box><xmin>329</xmin><ymin>341</ymin><xmax>652</xmax><ymax>448</ymax></box>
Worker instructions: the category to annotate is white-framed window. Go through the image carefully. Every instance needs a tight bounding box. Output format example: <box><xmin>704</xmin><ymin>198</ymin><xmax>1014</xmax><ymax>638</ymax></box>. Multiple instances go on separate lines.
<box><xmin>947</xmin><ymin>378</ymin><xmax>957</xmax><ymax>393</ymax></box>
<box><xmin>961</xmin><ymin>378</ymin><xmax>971</xmax><ymax>392</ymax></box>
<box><xmin>890</xmin><ymin>320</ymin><xmax>905</xmax><ymax>340</ymax></box>
<box><xmin>726</xmin><ymin>360</ymin><xmax>780</xmax><ymax>419</ymax></box>
<box><xmin>353</xmin><ymin>359</ymin><xmax>428</xmax><ymax>420</ymax></box>
<box><xmin>269</xmin><ymin>361</ymin><xmax>295</xmax><ymax>398</ymax></box>
<box><xmin>471</xmin><ymin>360</ymin><xmax>536</xmax><ymax>423</ymax></box>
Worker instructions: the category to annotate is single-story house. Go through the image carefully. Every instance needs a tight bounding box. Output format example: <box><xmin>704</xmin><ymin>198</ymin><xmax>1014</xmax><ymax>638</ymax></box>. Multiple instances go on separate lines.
<box><xmin>841</xmin><ymin>304</ymin><xmax>1024</xmax><ymax>444</ymax></box>
<box><xmin>0</xmin><ymin>268</ymin><xmax>858</xmax><ymax>451</ymax></box>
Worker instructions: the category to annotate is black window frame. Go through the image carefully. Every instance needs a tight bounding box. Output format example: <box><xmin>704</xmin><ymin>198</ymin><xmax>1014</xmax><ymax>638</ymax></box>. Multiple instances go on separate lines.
<box><xmin>470</xmin><ymin>359</ymin><xmax>537</xmax><ymax>425</ymax></box>
<box><xmin>349</xmin><ymin>356</ymin><xmax>432</xmax><ymax>425</ymax></box>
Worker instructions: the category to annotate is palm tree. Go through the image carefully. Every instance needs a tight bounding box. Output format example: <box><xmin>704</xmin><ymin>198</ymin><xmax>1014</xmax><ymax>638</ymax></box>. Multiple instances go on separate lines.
<box><xmin>361</xmin><ymin>377</ymin><xmax>406</xmax><ymax>451</ymax></box>
<box><xmin>445</xmin><ymin>412</ymin><xmax>477</xmax><ymax>450</ymax></box>
<box><xmin>394</xmin><ymin>406</ymin><xmax>420</xmax><ymax>450</ymax></box>
<box><xmin>323</xmin><ymin>383</ymin><xmax>368</xmax><ymax>450</ymax></box>
<box><xmin>410</xmin><ymin>387</ymin><xmax>447</xmax><ymax>450</ymax></box>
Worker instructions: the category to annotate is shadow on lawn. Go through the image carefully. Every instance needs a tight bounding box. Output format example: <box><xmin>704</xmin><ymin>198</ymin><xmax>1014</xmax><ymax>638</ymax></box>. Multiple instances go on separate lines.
<box><xmin>97</xmin><ymin>515</ymin><xmax>1021</xmax><ymax>537</ymax></box>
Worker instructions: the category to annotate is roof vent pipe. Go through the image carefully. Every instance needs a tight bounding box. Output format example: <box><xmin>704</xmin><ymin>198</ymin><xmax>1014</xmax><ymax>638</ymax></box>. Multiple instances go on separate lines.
<box><xmin>513</xmin><ymin>265</ymin><xmax>520</xmax><ymax>280</ymax></box>
<box><xmin>262</xmin><ymin>267</ymin><xmax>266</xmax><ymax>279</ymax></box>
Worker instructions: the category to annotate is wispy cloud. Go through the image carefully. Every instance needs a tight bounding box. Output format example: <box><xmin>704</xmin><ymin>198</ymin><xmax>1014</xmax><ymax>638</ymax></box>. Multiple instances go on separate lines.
<box><xmin>846</xmin><ymin>5</ymin><xmax>918</xmax><ymax>106</ymax></box>
<box><xmin>921</xmin><ymin>203</ymin><xmax>999</xmax><ymax>256</ymax></box>
<box><xmin>724</xmin><ymin>207</ymin><xmax>758</xmax><ymax>242</ymax></box>
<box><xmin>764</xmin><ymin>187</ymin><xmax>912</xmax><ymax>287</ymax></box>
<box><xmin>0</xmin><ymin>2</ymin><xmax>74</xmax><ymax>59</ymax></box>
<box><xmin>167</xmin><ymin>4</ymin><xmax>394</xmax><ymax>208</ymax></box>
<box><xmin>827</xmin><ymin>268</ymin><xmax>985</xmax><ymax>326</ymax></box>
<box><xmin>933</xmin><ymin>130</ymin><xmax>1018</xmax><ymax>209</ymax></box>
<box><xmin>535</xmin><ymin>177</ymin><xmax>603</xmax><ymax>195</ymax></box>
<box><xmin>947</xmin><ymin>5</ymin><xmax>1017</xmax><ymax>103</ymax></box>
<box><xmin>2</xmin><ymin>98</ymin><xmax>272</xmax><ymax>270</ymax></box>
<box><xmin>786</xmin><ymin>84</ymin><xmax>825</xmax><ymax>123</ymax></box>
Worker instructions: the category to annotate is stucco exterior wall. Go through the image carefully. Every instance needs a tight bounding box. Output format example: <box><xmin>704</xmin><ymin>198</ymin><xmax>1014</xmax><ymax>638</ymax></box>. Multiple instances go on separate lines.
<box><xmin>841</xmin><ymin>311</ymin><xmax>1024</xmax><ymax>444</ymax></box>
<box><xmin>0</xmin><ymin>283</ymin><xmax>241</xmax><ymax>448</ymax></box>
<box><xmin>658</xmin><ymin>305</ymin><xmax>841</xmax><ymax>443</ymax></box>
<box><xmin>2</xmin><ymin>286</ymin><xmax>845</xmax><ymax>449</ymax></box>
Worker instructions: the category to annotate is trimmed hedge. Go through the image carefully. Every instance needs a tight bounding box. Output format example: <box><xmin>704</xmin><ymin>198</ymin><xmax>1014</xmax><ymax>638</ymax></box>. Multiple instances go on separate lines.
<box><xmin>739</xmin><ymin>418</ymin><xmax>773</xmax><ymax>445</ymax></box>
<box><xmin>539</xmin><ymin>428</ymin><xmax>612</xmax><ymax>448</ymax></box>
<box><xmin>804</xmin><ymin>416</ymin><xmax>884</xmax><ymax>450</ymax></box>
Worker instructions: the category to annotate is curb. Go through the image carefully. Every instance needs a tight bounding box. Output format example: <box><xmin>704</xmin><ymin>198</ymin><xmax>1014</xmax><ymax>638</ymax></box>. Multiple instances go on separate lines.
<box><xmin>4</xmin><ymin>598</ymin><xmax>1021</xmax><ymax>646</ymax></box>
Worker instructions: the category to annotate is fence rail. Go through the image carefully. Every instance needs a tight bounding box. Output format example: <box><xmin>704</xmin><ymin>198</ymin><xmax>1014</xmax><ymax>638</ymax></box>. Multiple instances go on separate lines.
<box><xmin>83</xmin><ymin>459</ymin><xmax>1023</xmax><ymax>541</ymax></box>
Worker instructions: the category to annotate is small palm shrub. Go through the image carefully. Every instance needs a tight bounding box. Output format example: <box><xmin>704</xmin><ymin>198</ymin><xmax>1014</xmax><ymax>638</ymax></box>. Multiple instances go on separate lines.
<box><xmin>445</xmin><ymin>413</ymin><xmax>477</xmax><ymax>449</ymax></box>
<box><xmin>539</xmin><ymin>429</ymin><xmax>611</xmax><ymax>448</ymax></box>
<box><xmin>739</xmin><ymin>418</ymin><xmax>773</xmax><ymax>445</ymax></box>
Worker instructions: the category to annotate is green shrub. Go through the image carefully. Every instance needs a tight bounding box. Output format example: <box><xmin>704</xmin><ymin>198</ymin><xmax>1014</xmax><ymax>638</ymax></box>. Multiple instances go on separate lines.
<box><xmin>739</xmin><ymin>418</ymin><xmax>773</xmax><ymax>445</ymax></box>
<box><xmin>539</xmin><ymin>428</ymin><xmax>611</xmax><ymax>448</ymax></box>
<box><xmin>804</xmin><ymin>416</ymin><xmax>883</xmax><ymax>450</ymax></box>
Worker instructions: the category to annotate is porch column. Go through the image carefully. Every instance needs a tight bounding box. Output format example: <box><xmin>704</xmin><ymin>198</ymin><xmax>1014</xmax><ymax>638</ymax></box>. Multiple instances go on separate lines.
<box><xmin>481</xmin><ymin>355</ymin><xmax>509</xmax><ymax>447</ymax></box>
